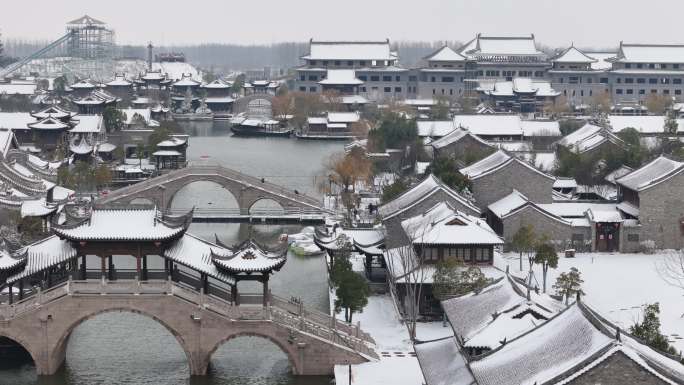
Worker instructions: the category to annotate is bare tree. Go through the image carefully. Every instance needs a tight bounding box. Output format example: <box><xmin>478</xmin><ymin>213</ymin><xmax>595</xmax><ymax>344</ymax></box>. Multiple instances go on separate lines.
<box><xmin>657</xmin><ymin>251</ymin><xmax>684</xmax><ymax>293</ymax></box>
<box><xmin>384</xmin><ymin>224</ymin><xmax>432</xmax><ymax>342</ymax></box>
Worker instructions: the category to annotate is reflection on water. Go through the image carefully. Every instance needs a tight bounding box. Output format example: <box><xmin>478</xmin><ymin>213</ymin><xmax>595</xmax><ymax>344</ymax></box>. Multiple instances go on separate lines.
<box><xmin>0</xmin><ymin>123</ymin><xmax>339</xmax><ymax>384</ymax></box>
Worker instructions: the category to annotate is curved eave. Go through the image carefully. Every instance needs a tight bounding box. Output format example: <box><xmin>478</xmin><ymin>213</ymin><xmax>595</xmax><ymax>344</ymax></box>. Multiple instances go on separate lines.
<box><xmin>52</xmin><ymin>226</ymin><xmax>188</xmax><ymax>243</ymax></box>
<box><xmin>213</xmin><ymin>257</ymin><xmax>286</xmax><ymax>274</ymax></box>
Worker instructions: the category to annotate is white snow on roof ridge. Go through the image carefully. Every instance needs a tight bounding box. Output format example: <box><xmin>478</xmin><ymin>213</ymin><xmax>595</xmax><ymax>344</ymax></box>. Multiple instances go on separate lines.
<box><xmin>553</xmin><ymin>46</ymin><xmax>598</xmax><ymax>63</ymax></box>
<box><xmin>488</xmin><ymin>190</ymin><xmax>528</xmax><ymax>219</ymax></box>
<box><xmin>425</xmin><ymin>45</ymin><xmax>466</xmax><ymax>62</ymax></box>
<box><xmin>469</xmin><ymin>304</ymin><xmax>613</xmax><ymax>385</ymax></box>
<box><xmin>615</xmin><ymin>156</ymin><xmax>684</xmax><ymax>191</ymax></box>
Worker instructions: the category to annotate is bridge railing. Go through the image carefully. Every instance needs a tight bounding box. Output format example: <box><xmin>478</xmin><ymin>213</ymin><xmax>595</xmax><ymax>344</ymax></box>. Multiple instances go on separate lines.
<box><xmin>166</xmin><ymin>207</ymin><xmax>326</xmax><ymax>218</ymax></box>
<box><xmin>0</xmin><ymin>279</ymin><xmax>377</xmax><ymax>358</ymax></box>
<box><xmin>270</xmin><ymin>294</ymin><xmax>375</xmax><ymax>344</ymax></box>
<box><xmin>99</xmin><ymin>165</ymin><xmax>323</xmax><ymax>209</ymax></box>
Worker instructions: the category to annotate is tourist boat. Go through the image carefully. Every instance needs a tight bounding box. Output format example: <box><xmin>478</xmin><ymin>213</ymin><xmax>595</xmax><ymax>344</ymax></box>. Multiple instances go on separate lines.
<box><xmin>230</xmin><ymin>116</ymin><xmax>292</xmax><ymax>137</ymax></box>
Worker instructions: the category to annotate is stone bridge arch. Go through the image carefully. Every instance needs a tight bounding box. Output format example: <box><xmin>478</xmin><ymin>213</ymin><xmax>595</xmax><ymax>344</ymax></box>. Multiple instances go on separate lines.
<box><xmin>233</xmin><ymin>93</ymin><xmax>275</xmax><ymax>116</ymax></box>
<box><xmin>0</xmin><ymin>331</ymin><xmax>41</xmax><ymax>371</ymax></box>
<box><xmin>49</xmin><ymin>307</ymin><xmax>196</xmax><ymax>377</ymax></box>
<box><xmin>204</xmin><ymin>331</ymin><xmax>302</xmax><ymax>375</ymax></box>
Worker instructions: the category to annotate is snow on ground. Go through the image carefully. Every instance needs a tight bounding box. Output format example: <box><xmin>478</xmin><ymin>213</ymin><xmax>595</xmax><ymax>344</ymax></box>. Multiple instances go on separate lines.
<box><xmin>496</xmin><ymin>252</ymin><xmax>684</xmax><ymax>352</ymax></box>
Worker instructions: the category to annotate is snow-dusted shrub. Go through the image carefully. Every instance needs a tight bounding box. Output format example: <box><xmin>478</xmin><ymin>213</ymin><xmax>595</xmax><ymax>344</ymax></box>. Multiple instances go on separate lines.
<box><xmin>639</xmin><ymin>240</ymin><xmax>656</xmax><ymax>254</ymax></box>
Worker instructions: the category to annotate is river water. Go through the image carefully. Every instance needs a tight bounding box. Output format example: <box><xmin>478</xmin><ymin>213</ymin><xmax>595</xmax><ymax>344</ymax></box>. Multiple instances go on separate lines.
<box><xmin>0</xmin><ymin>122</ymin><xmax>346</xmax><ymax>385</ymax></box>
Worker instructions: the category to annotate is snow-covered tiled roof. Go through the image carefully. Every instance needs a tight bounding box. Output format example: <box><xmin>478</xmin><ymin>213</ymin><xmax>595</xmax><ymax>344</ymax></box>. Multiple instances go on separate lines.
<box><xmin>443</xmin><ymin>278</ymin><xmax>527</xmax><ymax>342</ymax></box>
<box><xmin>173</xmin><ymin>74</ymin><xmax>201</xmax><ymax>87</ymax></box>
<box><xmin>106</xmin><ymin>74</ymin><xmax>132</xmax><ymax>87</ymax></box>
<box><xmin>461</xmin><ymin>34</ymin><xmax>545</xmax><ymax>57</ymax></box>
<box><xmin>417</xmin><ymin>120</ymin><xmax>456</xmax><ymax>138</ymax></box>
<box><xmin>201</xmin><ymin>79</ymin><xmax>232</xmax><ymax>89</ymax></box>
<box><xmin>314</xmin><ymin>228</ymin><xmax>384</xmax><ymax>252</ymax></box>
<box><xmin>0</xmin><ymin>82</ymin><xmax>37</xmax><ymax>95</ymax></box>
<box><xmin>28</xmin><ymin>117</ymin><xmax>69</xmax><ymax>130</ymax></box>
<box><xmin>535</xmin><ymin>202</ymin><xmax>619</xmax><ymax>218</ymax></box>
<box><xmin>469</xmin><ymin>304</ymin><xmax>612</xmax><ymax>385</ymax></box>
<box><xmin>401</xmin><ymin>202</ymin><xmax>502</xmax><ymax>245</ymax></box>
<box><xmin>157</xmin><ymin>136</ymin><xmax>187</xmax><ymax>147</ymax></box>
<box><xmin>304</xmin><ymin>40</ymin><xmax>394</xmax><ymax>61</ymax></box>
<box><xmin>415</xmin><ymin>337</ymin><xmax>475</xmax><ymax>385</ymax></box>
<box><xmin>318</xmin><ymin>69</ymin><xmax>363</xmax><ymax>85</ymax></box>
<box><xmin>213</xmin><ymin>240</ymin><xmax>286</xmax><ymax>273</ymax></box>
<box><xmin>20</xmin><ymin>198</ymin><xmax>58</xmax><ymax>218</ymax></box>
<box><xmin>327</xmin><ymin>111</ymin><xmax>360</xmax><ymax>123</ymax></box>
<box><xmin>0</xmin><ymin>112</ymin><xmax>34</xmax><ymax>130</ymax></box>
<box><xmin>341</xmin><ymin>95</ymin><xmax>369</xmax><ymax>105</ymax></box>
<box><xmin>608</xmin><ymin>114</ymin><xmax>684</xmax><ymax>134</ymax></box>
<box><xmin>0</xmin><ymin>128</ymin><xmax>15</xmax><ymax>158</ymax></box>
<box><xmin>460</xmin><ymin>150</ymin><xmax>553</xmax><ymax>181</ymax></box>
<box><xmin>431</xmin><ymin>127</ymin><xmax>491</xmax><ymax>150</ymax></box>
<box><xmin>453</xmin><ymin>115</ymin><xmax>523</xmax><ymax>137</ymax></box>
<box><xmin>378</xmin><ymin>174</ymin><xmax>480</xmax><ymax>219</ymax></box>
<box><xmin>488</xmin><ymin>190</ymin><xmax>528</xmax><ymax>219</ymax></box>
<box><xmin>53</xmin><ymin>208</ymin><xmax>190</xmax><ymax>241</ymax></box>
<box><xmin>604</xmin><ymin>165</ymin><xmax>634</xmax><ymax>185</ymax></box>
<box><xmin>7</xmin><ymin>235</ymin><xmax>77</xmax><ymax>284</ymax></box>
<box><xmin>520</xmin><ymin>120</ymin><xmax>560</xmax><ymax>137</ymax></box>
<box><xmin>615</xmin><ymin>156</ymin><xmax>684</xmax><ymax>191</ymax></box>
<box><xmin>69</xmin><ymin>114</ymin><xmax>103</xmax><ymax>133</ymax></box>
<box><xmin>31</xmin><ymin>105</ymin><xmax>73</xmax><ymax>120</ymax></box>
<box><xmin>553</xmin><ymin>178</ymin><xmax>578</xmax><ymax>189</ymax></box>
<box><xmin>553</xmin><ymin>46</ymin><xmax>598</xmax><ymax>63</ymax></box>
<box><xmin>615</xmin><ymin>43</ymin><xmax>684</xmax><ymax>64</ymax></box>
<box><xmin>0</xmin><ymin>248</ymin><xmax>26</xmax><ymax>272</ymax></box>
<box><xmin>162</xmin><ymin>233</ymin><xmax>235</xmax><ymax>285</ymax></box>
<box><xmin>556</xmin><ymin>123</ymin><xmax>624</xmax><ymax>154</ymax></box>
<box><xmin>67</xmin><ymin>15</ymin><xmax>105</xmax><ymax>25</ymax></box>
<box><xmin>424</xmin><ymin>46</ymin><xmax>466</xmax><ymax>62</ymax></box>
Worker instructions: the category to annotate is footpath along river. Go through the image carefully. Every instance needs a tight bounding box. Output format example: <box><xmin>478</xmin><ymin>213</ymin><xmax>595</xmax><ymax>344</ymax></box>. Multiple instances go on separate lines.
<box><xmin>0</xmin><ymin>121</ymin><xmax>347</xmax><ymax>385</ymax></box>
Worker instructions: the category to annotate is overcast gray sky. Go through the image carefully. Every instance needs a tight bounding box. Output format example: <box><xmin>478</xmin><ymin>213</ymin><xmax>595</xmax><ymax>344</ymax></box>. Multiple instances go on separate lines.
<box><xmin>2</xmin><ymin>0</ymin><xmax>682</xmax><ymax>48</ymax></box>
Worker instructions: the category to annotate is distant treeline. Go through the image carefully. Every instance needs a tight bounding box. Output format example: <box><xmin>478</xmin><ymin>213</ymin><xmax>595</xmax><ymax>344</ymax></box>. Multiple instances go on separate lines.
<box><xmin>8</xmin><ymin>38</ymin><xmax>617</xmax><ymax>73</ymax></box>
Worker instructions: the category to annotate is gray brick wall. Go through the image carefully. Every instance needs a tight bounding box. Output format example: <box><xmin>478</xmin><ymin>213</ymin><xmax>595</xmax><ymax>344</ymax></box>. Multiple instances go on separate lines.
<box><xmin>433</xmin><ymin>136</ymin><xmax>493</xmax><ymax>163</ymax></box>
<box><xmin>470</xmin><ymin>160</ymin><xmax>554</xmax><ymax>208</ymax></box>
<box><xmin>502</xmin><ymin>205</ymin><xmax>591</xmax><ymax>251</ymax></box>
<box><xmin>636</xmin><ymin>172</ymin><xmax>684</xmax><ymax>250</ymax></box>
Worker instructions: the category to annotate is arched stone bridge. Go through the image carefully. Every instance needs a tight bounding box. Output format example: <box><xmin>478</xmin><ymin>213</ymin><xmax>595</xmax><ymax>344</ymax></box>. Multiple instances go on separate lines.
<box><xmin>233</xmin><ymin>93</ymin><xmax>275</xmax><ymax>115</ymax></box>
<box><xmin>0</xmin><ymin>279</ymin><xmax>375</xmax><ymax>376</ymax></box>
<box><xmin>97</xmin><ymin>165</ymin><xmax>326</xmax><ymax>214</ymax></box>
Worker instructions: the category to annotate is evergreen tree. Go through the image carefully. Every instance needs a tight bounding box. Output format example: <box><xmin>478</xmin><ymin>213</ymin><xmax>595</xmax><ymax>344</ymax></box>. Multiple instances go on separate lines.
<box><xmin>630</xmin><ymin>303</ymin><xmax>679</xmax><ymax>357</ymax></box>
<box><xmin>665</xmin><ymin>110</ymin><xmax>679</xmax><ymax>135</ymax></box>
<box><xmin>329</xmin><ymin>238</ymin><xmax>369</xmax><ymax>322</ymax></box>
<box><xmin>381</xmin><ymin>178</ymin><xmax>408</xmax><ymax>203</ymax></box>
<box><xmin>511</xmin><ymin>224</ymin><xmax>536</xmax><ymax>272</ymax></box>
<box><xmin>427</xmin><ymin>156</ymin><xmax>471</xmax><ymax>193</ymax></box>
<box><xmin>103</xmin><ymin>106</ymin><xmax>125</xmax><ymax>133</ymax></box>
<box><xmin>533</xmin><ymin>239</ymin><xmax>558</xmax><ymax>293</ymax></box>
<box><xmin>553</xmin><ymin>267</ymin><xmax>584</xmax><ymax>305</ymax></box>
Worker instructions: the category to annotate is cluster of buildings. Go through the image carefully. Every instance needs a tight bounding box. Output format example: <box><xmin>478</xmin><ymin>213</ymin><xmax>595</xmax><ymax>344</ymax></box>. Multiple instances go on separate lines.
<box><xmin>295</xmin><ymin>35</ymin><xmax>684</xmax><ymax>112</ymax></box>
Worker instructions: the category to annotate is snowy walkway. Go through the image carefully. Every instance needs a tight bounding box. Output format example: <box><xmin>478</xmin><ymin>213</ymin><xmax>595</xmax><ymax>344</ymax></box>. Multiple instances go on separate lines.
<box><xmin>330</xmin><ymin>291</ymin><xmax>452</xmax><ymax>385</ymax></box>
<box><xmin>496</xmin><ymin>252</ymin><xmax>684</xmax><ymax>352</ymax></box>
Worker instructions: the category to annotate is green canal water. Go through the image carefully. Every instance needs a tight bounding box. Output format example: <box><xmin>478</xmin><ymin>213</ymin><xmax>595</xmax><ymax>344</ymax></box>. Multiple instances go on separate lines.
<box><xmin>0</xmin><ymin>122</ymin><xmax>346</xmax><ymax>385</ymax></box>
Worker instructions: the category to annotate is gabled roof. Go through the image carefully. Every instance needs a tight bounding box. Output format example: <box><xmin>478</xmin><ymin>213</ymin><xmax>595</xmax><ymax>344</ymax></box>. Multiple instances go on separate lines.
<box><xmin>556</xmin><ymin>123</ymin><xmax>625</xmax><ymax>154</ymax></box>
<box><xmin>605</xmin><ymin>165</ymin><xmax>634</xmax><ymax>185</ymax></box>
<box><xmin>201</xmin><ymin>79</ymin><xmax>232</xmax><ymax>89</ymax></box>
<box><xmin>401</xmin><ymin>202</ymin><xmax>502</xmax><ymax>245</ymax></box>
<box><xmin>172</xmin><ymin>74</ymin><xmax>201</xmax><ymax>87</ymax></box>
<box><xmin>303</xmin><ymin>39</ymin><xmax>394</xmax><ymax>61</ymax></box>
<box><xmin>431</xmin><ymin>127</ymin><xmax>492</xmax><ymax>150</ymax></box>
<box><xmin>487</xmin><ymin>190</ymin><xmax>528</xmax><ymax>219</ymax></box>
<box><xmin>378</xmin><ymin>174</ymin><xmax>480</xmax><ymax>219</ymax></box>
<box><xmin>460</xmin><ymin>34</ymin><xmax>545</xmax><ymax>57</ymax></box>
<box><xmin>27</xmin><ymin>117</ymin><xmax>69</xmax><ymax>130</ymax></box>
<box><xmin>31</xmin><ymin>105</ymin><xmax>74</xmax><ymax>120</ymax></box>
<box><xmin>424</xmin><ymin>45</ymin><xmax>466</xmax><ymax>62</ymax></box>
<box><xmin>460</xmin><ymin>150</ymin><xmax>555</xmax><ymax>181</ymax></box>
<box><xmin>162</xmin><ymin>233</ymin><xmax>236</xmax><ymax>285</ymax></box>
<box><xmin>553</xmin><ymin>46</ymin><xmax>598</xmax><ymax>63</ymax></box>
<box><xmin>615</xmin><ymin>156</ymin><xmax>684</xmax><ymax>192</ymax></box>
<box><xmin>105</xmin><ymin>74</ymin><xmax>132</xmax><ymax>87</ymax></box>
<box><xmin>468</xmin><ymin>304</ymin><xmax>612</xmax><ymax>385</ymax></box>
<box><xmin>465</xmin><ymin>301</ymin><xmax>684</xmax><ymax>385</ymax></box>
<box><xmin>69</xmin><ymin>136</ymin><xmax>93</xmax><ymax>155</ymax></box>
<box><xmin>613</xmin><ymin>42</ymin><xmax>684</xmax><ymax>64</ymax></box>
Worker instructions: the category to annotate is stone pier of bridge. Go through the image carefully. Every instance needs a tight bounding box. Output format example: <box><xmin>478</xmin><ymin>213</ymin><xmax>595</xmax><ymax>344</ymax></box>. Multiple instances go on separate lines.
<box><xmin>0</xmin><ymin>280</ymin><xmax>374</xmax><ymax>376</ymax></box>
